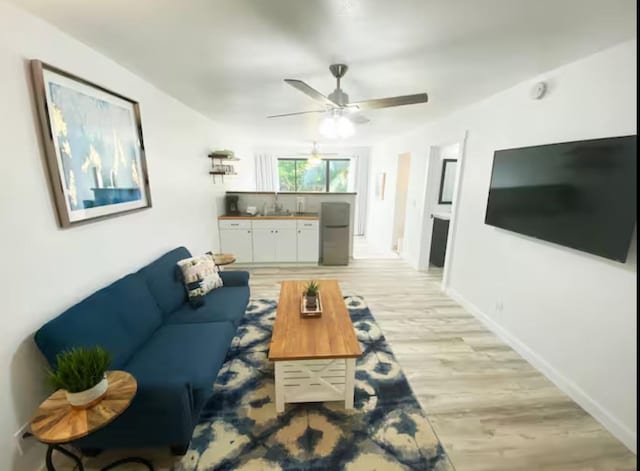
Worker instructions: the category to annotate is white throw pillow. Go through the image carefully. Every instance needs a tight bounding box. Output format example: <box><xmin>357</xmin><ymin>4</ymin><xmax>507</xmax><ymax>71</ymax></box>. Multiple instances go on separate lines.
<box><xmin>177</xmin><ymin>254</ymin><xmax>223</xmax><ymax>307</ymax></box>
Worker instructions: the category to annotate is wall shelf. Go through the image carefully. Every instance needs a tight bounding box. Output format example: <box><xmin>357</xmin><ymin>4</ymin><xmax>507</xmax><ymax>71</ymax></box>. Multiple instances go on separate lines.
<box><xmin>208</xmin><ymin>151</ymin><xmax>239</xmax><ymax>183</ymax></box>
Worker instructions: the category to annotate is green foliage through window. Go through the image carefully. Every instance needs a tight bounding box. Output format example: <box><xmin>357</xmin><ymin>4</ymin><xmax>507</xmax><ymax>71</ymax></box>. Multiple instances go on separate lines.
<box><xmin>277</xmin><ymin>159</ymin><xmax>350</xmax><ymax>192</ymax></box>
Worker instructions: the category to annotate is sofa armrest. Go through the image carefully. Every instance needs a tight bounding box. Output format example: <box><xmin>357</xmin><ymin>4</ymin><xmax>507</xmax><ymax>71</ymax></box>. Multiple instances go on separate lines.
<box><xmin>220</xmin><ymin>270</ymin><xmax>250</xmax><ymax>287</ymax></box>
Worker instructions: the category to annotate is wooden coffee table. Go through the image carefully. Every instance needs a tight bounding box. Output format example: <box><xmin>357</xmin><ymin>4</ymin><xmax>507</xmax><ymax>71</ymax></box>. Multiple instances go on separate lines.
<box><xmin>269</xmin><ymin>280</ymin><xmax>361</xmax><ymax>412</ymax></box>
<box><xmin>30</xmin><ymin>371</ymin><xmax>153</xmax><ymax>470</ymax></box>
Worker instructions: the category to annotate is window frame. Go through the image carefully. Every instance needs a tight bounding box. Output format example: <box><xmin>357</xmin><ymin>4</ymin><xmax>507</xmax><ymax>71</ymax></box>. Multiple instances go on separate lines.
<box><xmin>277</xmin><ymin>157</ymin><xmax>351</xmax><ymax>193</ymax></box>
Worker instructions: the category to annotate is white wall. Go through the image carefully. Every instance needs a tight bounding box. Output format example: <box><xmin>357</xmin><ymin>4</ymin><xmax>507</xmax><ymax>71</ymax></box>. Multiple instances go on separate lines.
<box><xmin>0</xmin><ymin>3</ymin><xmax>252</xmax><ymax>470</ymax></box>
<box><xmin>366</xmin><ymin>40</ymin><xmax>637</xmax><ymax>452</ymax></box>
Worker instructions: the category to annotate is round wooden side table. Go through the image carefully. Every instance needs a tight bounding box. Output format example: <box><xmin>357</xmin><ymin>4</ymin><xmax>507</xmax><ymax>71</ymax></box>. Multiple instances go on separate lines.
<box><xmin>30</xmin><ymin>370</ymin><xmax>153</xmax><ymax>471</ymax></box>
<box><xmin>212</xmin><ymin>253</ymin><xmax>236</xmax><ymax>267</ymax></box>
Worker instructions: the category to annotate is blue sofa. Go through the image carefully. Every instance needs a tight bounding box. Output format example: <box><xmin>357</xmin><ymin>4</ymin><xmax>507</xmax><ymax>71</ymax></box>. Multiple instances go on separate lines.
<box><xmin>34</xmin><ymin>247</ymin><xmax>250</xmax><ymax>454</ymax></box>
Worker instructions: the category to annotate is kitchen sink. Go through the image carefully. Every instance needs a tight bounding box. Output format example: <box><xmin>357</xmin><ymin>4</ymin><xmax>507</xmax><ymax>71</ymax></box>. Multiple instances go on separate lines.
<box><xmin>265</xmin><ymin>212</ymin><xmax>293</xmax><ymax>217</ymax></box>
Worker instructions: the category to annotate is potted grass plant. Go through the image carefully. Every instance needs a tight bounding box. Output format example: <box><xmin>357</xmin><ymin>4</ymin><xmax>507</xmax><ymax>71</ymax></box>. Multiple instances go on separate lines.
<box><xmin>48</xmin><ymin>346</ymin><xmax>111</xmax><ymax>408</ymax></box>
<box><xmin>304</xmin><ymin>280</ymin><xmax>320</xmax><ymax>311</ymax></box>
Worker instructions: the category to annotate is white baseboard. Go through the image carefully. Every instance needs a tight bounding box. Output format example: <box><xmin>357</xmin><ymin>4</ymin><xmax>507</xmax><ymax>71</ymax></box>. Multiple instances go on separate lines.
<box><xmin>446</xmin><ymin>287</ymin><xmax>637</xmax><ymax>454</ymax></box>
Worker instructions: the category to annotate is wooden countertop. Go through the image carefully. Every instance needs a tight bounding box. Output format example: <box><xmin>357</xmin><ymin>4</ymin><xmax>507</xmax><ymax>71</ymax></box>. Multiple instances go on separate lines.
<box><xmin>269</xmin><ymin>280</ymin><xmax>361</xmax><ymax>361</ymax></box>
<box><xmin>219</xmin><ymin>215</ymin><xmax>319</xmax><ymax>220</ymax></box>
<box><xmin>225</xmin><ymin>191</ymin><xmax>357</xmax><ymax>195</ymax></box>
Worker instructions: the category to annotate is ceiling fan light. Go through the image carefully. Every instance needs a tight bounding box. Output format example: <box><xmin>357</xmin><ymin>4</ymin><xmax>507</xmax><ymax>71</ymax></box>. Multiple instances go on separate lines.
<box><xmin>308</xmin><ymin>154</ymin><xmax>322</xmax><ymax>166</ymax></box>
<box><xmin>336</xmin><ymin>115</ymin><xmax>354</xmax><ymax>138</ymax></box>
<box><xmin>319</xmin><ymin>115</ymin><xmax>338</xmax><ymax>139</ymax></box>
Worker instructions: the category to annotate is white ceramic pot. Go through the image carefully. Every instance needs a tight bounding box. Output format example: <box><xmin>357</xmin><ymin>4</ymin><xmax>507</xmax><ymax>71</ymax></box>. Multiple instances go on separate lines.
<box><xmin>65</xmin><ymin>376</ymin><xmax>108</xmax><ymax>408</ymax></box>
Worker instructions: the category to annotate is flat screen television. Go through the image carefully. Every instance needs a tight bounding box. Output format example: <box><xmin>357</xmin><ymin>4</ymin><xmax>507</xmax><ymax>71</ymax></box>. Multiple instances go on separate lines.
<box><xmin>485</xmin><ymin>135</ymin><xmax>637</xmax><ymax>262</ymax></box>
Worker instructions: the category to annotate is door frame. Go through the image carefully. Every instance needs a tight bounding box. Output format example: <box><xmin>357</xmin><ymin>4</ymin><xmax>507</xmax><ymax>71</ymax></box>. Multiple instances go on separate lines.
<box><xmin>416</xmin><ymin>131</ymin><xmax>468</xmax><ymax>290</ymax></box>
<box><xmin>441</xmin><ymin>131</ymin><xmax>468</xmax><ymax>290</ymax></box>
<box><xmin>391</xmin><ymin>152</ymin><xmax>412</xmax><ymax>254</ymax></box>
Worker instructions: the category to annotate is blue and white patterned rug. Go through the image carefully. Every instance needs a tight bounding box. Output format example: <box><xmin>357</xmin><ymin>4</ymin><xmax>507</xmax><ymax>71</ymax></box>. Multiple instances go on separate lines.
<box><xmin>173</xmin><ymin>297</ymin><xmax>454</xmax><ymax>471</ymax></box>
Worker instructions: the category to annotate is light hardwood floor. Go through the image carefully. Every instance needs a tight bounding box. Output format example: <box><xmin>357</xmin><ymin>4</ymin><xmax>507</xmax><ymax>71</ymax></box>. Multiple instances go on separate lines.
<box><xmin>243</xmin><ymin>257</ymin><xmax>636</xmax><ymax>471</ymax></box>
<box><xmin>62</xmin><ymin>254</ymin><xmax>635</xmax><ymax>471</ymax></box>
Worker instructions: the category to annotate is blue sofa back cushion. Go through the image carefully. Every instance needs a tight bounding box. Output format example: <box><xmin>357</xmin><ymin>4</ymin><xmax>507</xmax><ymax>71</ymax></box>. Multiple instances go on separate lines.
<box><xmin>34</xmin><ymin>273</ymin><xmax>163</xmax><ymax>369</ymax></box>
<box><xmin>138</xmin><ymin>247</ymin><xmax>191</xmax><ymax>316</ymax></box>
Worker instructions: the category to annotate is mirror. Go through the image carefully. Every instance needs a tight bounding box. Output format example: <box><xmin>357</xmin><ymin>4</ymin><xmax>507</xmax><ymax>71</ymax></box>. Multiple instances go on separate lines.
<box><xmin>438</xmin><ymin>159</ymin><xmax>457</xmax><ymax>204</ymax></box>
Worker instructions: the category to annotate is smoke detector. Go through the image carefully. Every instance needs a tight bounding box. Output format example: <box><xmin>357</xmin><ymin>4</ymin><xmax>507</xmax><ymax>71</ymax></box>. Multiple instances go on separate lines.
<box><xmin>530</xmin><ymin>81</ymin><xmax>547</xmax><ymax>100</ymax></box>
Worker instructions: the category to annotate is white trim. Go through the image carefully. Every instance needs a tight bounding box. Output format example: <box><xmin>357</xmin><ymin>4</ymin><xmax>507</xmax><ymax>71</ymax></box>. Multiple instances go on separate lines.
<box><xmin>446</xmin><ymin>286</ymin><xmax>637</xmax><ymax>454</ymax></box>
<box><xmin>441</xmin><ymin>130</ymin><xmax>468</xmax><ymax>290</ymax></box>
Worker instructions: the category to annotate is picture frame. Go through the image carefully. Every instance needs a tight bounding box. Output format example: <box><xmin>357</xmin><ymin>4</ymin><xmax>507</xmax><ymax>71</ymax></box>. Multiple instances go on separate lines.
<box><xmin>438</xmin><ymin>159</ymin><xmax>457</xmax><ymax>204</ymax></box>
<box><xmin>31</xmin><ymin>60</ymin><xmax>152</xmax><ymax>228</ymax></box>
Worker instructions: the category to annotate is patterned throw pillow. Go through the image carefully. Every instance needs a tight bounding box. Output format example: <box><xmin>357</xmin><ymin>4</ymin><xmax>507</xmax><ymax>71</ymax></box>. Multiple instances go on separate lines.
<box><xmin>177</xmin><ymin>254</ymin><xmax>223</xmax><ymax>307</ymax></box>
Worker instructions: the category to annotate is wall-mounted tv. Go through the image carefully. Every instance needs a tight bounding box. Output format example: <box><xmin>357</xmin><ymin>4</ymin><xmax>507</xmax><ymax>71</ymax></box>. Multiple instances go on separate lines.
<box><xmin>485</xmin><ymin>135</ymin><xmax>637</xmax><ymax>262</ymax></box>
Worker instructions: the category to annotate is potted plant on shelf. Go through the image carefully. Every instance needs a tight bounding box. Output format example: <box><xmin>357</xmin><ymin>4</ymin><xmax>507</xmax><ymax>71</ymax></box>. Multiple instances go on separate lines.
<box><xmin>304</xmin><ymin>280</ymin><xmax>320</xmax><ymax>311</ymax></box>
<box><xmin>48</xmin><ymin>346</ymin><xmax>112</xmax><ymax>408</ymax></box>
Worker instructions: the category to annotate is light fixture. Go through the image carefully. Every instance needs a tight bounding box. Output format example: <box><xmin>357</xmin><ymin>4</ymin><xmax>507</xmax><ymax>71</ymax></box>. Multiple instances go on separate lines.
<box><xmin>307</xmin><ymin>141</ymin><xmax>322</xmax><ymax>166</ymax></box>
<box><xmin>319</xmin><ymin>109</ymin><xmax>354</xmax><ymax>139</ymax></box>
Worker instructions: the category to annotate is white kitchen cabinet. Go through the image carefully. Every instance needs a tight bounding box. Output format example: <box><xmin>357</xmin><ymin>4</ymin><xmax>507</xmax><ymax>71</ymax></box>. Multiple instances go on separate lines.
<box><xmin>219</xmin><ymin>218</ymin><xmax>319</xmax><ymax>264</ymax></box>
<box><xmin>219</xmin><ymin>228</ymin><xmax>253</xmax><ymax>263</ymax></box>
<box><xmin>297</xmin><ymin>220</ymin><xmax>319</xmax><ymax>263</ymax></box>
<box><xmin>275</xmin><ymin>228</ymin><xmax>298</xmax><ymax>262</ymax></box>
<box><xmin>252</xmin><ymin>228</ymin><xmax>274</xmax><ymax>263</ymax></box>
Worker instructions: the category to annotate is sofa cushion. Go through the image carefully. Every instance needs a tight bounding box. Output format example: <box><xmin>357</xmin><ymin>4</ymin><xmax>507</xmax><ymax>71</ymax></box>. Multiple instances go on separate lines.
<box><xmin>34</xmin><ymin>273</ymin><xmax>162</xmax><ymax>369</ymax></box>
<box><xmin>138</xmin><ymin>247</ymin><xmax>191</xmax><ymax>315</ymax></box>
<box><xmin>166</xmin><ymin>286</ymin><xmax>249</xmax><ymax>327</ymax></box>
<box><xmin>124</xmin><ymin>322</ymin><xmax>235</xmax><ymax>410</ymax></box>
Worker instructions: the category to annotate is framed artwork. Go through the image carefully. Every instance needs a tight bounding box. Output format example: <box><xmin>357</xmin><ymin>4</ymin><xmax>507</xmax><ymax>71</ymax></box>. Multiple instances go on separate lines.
<box><xmin>375</xmin><ymin>172</ymin><xmax>386</xmax><ymax>200</ymax></box>
<box><xmin>438</xmin><ymin>159</ymin><xmax>457</xmax><ymax>204</ymax></box>
<box><xmin>31</xmin><ymin>60</ymin><xmax>152</xmax><ymax>228</ymax></box>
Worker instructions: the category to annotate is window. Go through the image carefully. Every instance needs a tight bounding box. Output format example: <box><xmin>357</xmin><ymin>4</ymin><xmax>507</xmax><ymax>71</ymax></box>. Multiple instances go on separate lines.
<box><xmin>277</xmin><ymin>158</ymin><xmax>352</xmax><ymax>192</ymax></box>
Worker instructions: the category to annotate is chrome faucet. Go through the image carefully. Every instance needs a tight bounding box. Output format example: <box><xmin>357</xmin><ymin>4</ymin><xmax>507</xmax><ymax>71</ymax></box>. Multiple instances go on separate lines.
<box><xmin>272</xmin><ymin>192</ymin><xmax>283</xmax><ymax>213</ymax></box>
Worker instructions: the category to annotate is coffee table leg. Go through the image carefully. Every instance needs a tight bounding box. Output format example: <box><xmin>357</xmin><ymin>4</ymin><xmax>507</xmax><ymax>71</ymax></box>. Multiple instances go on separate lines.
<box><xmin>46</xmin><ymin>444</ymin><xmax>84</xmax><ymax>471</ymax></box>
<box><xmin>101</xmin><ymin>457</ymin><xmax>154</xmax><ymax>470</ymax></box>
<box><xmin>275</xmin><ymin>362</ymin><xmax>285</xmax><ymax>413</ymax></box>
<box><xmin>344</xmin><ymin>358</ymin><xmax>356</xmax><ymax>409</ymax></box>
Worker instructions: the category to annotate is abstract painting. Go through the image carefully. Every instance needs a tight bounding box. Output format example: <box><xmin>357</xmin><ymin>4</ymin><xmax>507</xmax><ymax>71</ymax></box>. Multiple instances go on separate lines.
<box><xmin>31</xmin><ymin>60</ymin><xmax>151</xmax><ymax>227</ymax></box>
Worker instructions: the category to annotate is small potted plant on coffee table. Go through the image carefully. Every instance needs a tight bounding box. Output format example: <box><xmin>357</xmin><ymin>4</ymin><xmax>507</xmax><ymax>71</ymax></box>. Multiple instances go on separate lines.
<box><xmin>304</xmin><ymin>280</ymin><xmax>320</xmax><ymax>312</ymax></box>
<box><xmin>48</xmin><ymin>346</ymin><xmax>111</xmax><ymax>409</ymax></box>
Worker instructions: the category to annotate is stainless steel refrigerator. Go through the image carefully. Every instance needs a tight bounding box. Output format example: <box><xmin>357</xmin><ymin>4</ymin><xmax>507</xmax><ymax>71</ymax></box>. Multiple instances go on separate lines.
<box><xmin>320</xmin><ymin>202</ymin><xmax>350</xmax><ymax>265</ymax></box>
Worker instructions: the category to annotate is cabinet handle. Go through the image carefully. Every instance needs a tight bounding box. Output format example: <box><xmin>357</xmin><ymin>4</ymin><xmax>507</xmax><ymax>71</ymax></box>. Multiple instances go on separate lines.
<box><xmin>247</xmin><ymin>230</ymin><xmax>251</xmax><ymax>233</ymax></box>
<box><xmin>230</xmin><ymin>223</ymin><xmax>239</xmax><ymax>226</ymax></box>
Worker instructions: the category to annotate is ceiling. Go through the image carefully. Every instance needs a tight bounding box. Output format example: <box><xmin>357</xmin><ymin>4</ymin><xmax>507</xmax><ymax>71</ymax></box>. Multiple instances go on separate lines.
<box><xmin>11</xmin><ymin>0</ymin><xmax>637</xmax><ymax>145</ymax></box>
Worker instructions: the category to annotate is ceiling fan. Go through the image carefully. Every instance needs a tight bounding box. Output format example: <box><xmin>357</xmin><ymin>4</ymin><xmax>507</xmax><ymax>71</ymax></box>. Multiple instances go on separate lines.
<box><xmin>279</xmin><ymin>141</ymin><xmax>337</xmax><ymax>165</ymax></box>
<box><xmin>267</xmin><ymin>63</ymin><xmax>429</xmax><ymax>138</ymax></box>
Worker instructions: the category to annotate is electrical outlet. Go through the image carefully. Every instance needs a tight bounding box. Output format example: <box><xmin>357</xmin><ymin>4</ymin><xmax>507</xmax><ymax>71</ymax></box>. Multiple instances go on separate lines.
<box><xmin>14</xmin><ymin>422</ymin><xmax>32</xmax><ymax>456</ymax></box>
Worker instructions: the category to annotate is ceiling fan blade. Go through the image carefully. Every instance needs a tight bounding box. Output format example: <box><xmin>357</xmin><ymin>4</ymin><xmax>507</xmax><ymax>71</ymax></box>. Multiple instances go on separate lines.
<box><xmin>351</xmin><ymin>114</ymin><xmax>370</xmax><ymax>125</ymax></box>
<box><xmin>350</xmin><ymin>93</ymin><xmax>428</xmax><ymax>110</ymax></box>
<box><xmin>284</xmin><ymin>79</ymin><xmax>340</xmax><ymax>107</ymax></box>
<box><xmin>266</xmin><ymin>109</ymin><xmax>325</xmax><ymax>118</ymax></box>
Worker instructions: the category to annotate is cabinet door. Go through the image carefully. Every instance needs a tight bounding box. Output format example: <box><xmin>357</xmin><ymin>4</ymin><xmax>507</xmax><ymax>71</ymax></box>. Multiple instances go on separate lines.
<box><xmin>297</xmin><ymin>229</ymin><xmax>319</xmax><ymax>262</ymax></box>
<box><xmin>252</xmin><ymin>228</ymin><xmax>275</xmax><ymax>263</ymax></box>
<box><xmin>219</xmin><ymin>229</ymin><xmax>253</xmax><ymax>263</ymax></box>
<box><xmin>429</xmin><ymin>218</ymin><xmax>450</xmax><ymax>267</ymax></box>
<box><xmin>274</xmin><ymin>229</ymin><xmax>298</xmax><ymax>262</ymax></box>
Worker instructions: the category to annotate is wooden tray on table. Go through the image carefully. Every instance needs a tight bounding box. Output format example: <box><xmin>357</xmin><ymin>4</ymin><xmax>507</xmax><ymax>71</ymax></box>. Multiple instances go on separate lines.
<box><xmin>300</xmin><ymin>292</ymin><xmax>322</xmax><ymax>317</ymax></box>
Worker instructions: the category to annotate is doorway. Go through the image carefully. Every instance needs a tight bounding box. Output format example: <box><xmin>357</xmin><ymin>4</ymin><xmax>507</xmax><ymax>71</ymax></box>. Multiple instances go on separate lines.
<box><xmin>392</xmin><ymin>152</ymin><xmax>411</xmax><ymax>253</ymax></box>
<box><xmin>417</xmin><ymin>134</ymin><xmax>466</xmax><ymax>288</ymax></box>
